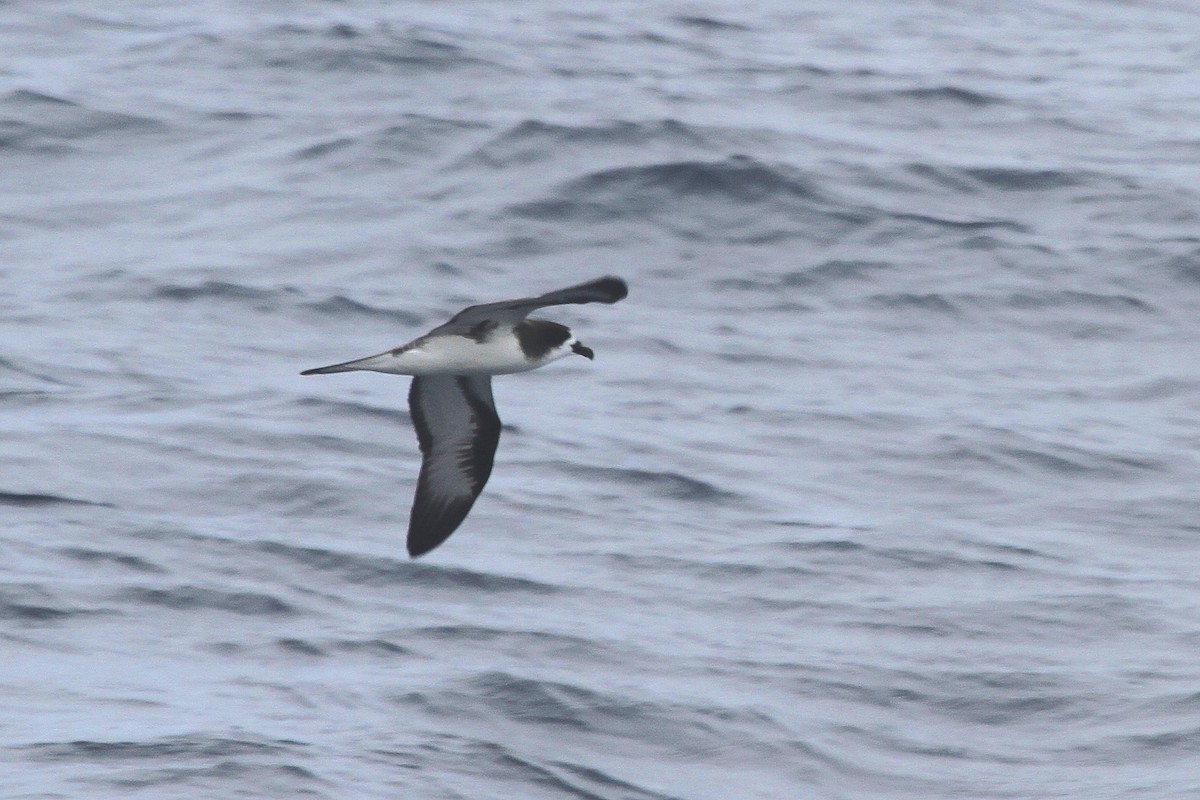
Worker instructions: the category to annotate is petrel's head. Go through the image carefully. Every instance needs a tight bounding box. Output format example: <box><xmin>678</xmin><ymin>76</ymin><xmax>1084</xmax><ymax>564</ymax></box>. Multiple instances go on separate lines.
<box><xmin>515</xmin><ymin>319</ymin><xmax>596</xmax><ymax>365</ymax></box>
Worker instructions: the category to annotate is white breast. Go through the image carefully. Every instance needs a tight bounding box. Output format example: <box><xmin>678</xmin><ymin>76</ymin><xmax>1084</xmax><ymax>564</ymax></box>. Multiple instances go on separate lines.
<box><xmin>315</xmin><ymin>330</ymin><xmax>579</xmax><ymax>377</ymax></box>
<box><xmin>392</xmin><ymin>334</ymin><xmax>537</xmax><ymax>375</ymax></box>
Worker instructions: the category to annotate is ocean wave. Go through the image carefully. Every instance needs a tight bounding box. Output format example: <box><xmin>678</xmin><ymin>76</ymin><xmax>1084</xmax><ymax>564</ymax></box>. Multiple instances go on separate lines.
<box><xmin>856</xmin><ymin>86</ymin><xmax>1008</xmax><ymax>107</ymax></box>
<box><xmin>938</xmin><ymin>429</ymin><xmax>1164</xmax><ymax>479</ymax></box>
<box><xmin>152</xmin><ymin>280</ymin><xmax>285</xmax><ymax>303</ymax></box>
<box><xmin>0</xmin><ymin>90</ymin><xmax>163</xmax><ymax>151</ymax></box>
<box><xmin>292</xmin><ymin>397</ymin><xmax>411</xmax><ymax>422</ymax></box>
<box><xmin>302</xmin><ymin>295</ymin><xmax>424</xmax><ymax>325</ymax></box>
<box><xmin>867</xmin><ymin>293</ymin><xmax>961</xmax><ymax>313</ymax></box>
<box><xmin>557</xmin><ymin>464</ymin><xmax>737</xmax><ymax>502</ymax></box>
<box><xmin>671</xmin><ymin>14</ymin><xmax>753</xmax><ymax>32</ymax></box>
<box><xmin>460</xmin><ymin>118</ymin><xmax>707</xmax><ymax>169</ymax></box>
<box><xmin>291</xmin><ymin>114</ymin><xmax>488</xmax><ymax>165</ymax></box>
<box><xmin>255</xmin><ymin>541</ymin><xmax>559</xmax><ymax>593</ymax></box>
<box><xmin>714</xmin><ymin>260</ymin><xmax>890</xmax><ymax>291</ymax></box>
<box><xmin>244</xmin><ymin>23</ymin><xmax>492</xmax><ymax>73</ymax></box>
<box><xmin>905</xmin><ymin>162</ymin><xmax>1120</xmax><ymax>194</ymax></box>
<box><xmin>0</xmin><ymin>491</ymin><xmax>112</xmax><ymax>508</ymax></box>
<box><xmin>503</xmin><ymin>155</ymin><xmax>875</xmax><ymax>243</ymax></box>
<box><xmin>58</xmin><ymin>547</ymin><xmax>166</xmax><ymax>574</ymax></box>
<box><xmin>0</xmin><ymin>601</ymin><xmax>81</xmax><ymax>622</ymax></box>
<box><xmin>22</xmin><ymin>734</ymin><xmax>303</xmax><ymax>761</ymax></box>
<box><xmin>403</xmin><ymin>735</ymin><xmax>684</xmax><ymax>800</ymax></box>
<box><xmin>117</xmin><ymin>586</ymin><xmax>297</xmax><ymax>615</ymax></box>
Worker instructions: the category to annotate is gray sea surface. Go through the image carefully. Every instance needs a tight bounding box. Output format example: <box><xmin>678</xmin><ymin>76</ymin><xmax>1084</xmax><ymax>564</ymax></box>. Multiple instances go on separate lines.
<box><xmin>4</xmin><ymin>1</ymin><xmax>1200</xmax><ymax>798</ymax></box>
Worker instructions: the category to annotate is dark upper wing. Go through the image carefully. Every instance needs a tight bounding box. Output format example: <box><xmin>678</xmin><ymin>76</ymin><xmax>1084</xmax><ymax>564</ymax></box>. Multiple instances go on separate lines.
<box><xmin>406</xmin><ymin>375</ymin><xmax>501</xmax><ymax>557</ymax></box>
<box><xmin>431</xmin><ymin>276</ymin><xmax>628</xmax><ymax>334</ymax></box>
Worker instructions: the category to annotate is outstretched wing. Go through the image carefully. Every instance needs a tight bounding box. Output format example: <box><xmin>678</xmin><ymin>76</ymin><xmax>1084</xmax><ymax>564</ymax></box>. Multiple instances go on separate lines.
<box><xmin>431</xmin><ymin>275</ymin><xmax>628</xmax><ymax>334</ymax></box>
<box><xmin>406</xmin><ymin>375</ymin><xmax>501</xmax><ymax>557</ymax></box>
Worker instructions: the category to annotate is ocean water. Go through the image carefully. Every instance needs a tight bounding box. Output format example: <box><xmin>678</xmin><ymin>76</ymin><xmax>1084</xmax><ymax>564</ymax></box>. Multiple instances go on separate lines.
<box><xmin>3</xmin><ymin>1</ymin><xmax>1200</xmax><ymax>797</ymax></box>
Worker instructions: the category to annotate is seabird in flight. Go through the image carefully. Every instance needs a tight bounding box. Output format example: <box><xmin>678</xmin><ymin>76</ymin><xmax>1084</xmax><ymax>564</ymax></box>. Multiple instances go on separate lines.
<box><xmin>301</xmin><ymin>276</ymin><xmax>628</xmax><ymax>556</ymax></box>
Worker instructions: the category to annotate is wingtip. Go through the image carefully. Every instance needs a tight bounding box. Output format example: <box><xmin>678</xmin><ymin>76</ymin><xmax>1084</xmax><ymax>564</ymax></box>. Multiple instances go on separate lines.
<box><xmin>406</xmin><ymin>541</ymin><xmax>432</xmax><ymax>559</ymax></box>
<box><xmin>594</xmin><ymin>275</ymin><xmax>628</xmax><ymax>303</ymax></box>
<box><xmin>406</xmin><ymin>531</ymin><xmax>446</xmax><ymax>559</ymax></box>
<box><xmin>300</xmin><ymin>363</ymin><xmax>354</xmax><ymax>376</ymax></box>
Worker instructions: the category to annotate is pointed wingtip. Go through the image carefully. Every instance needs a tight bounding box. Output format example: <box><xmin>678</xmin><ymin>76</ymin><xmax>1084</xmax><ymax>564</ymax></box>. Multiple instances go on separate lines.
<box><xmin>595</xmin><ymin>276</ymin><xmax>628</xmax><ymax>303</ymax></box>
<box><xmin>300</xmin><ymin>363</ymin><xmax>355</xmax><ymax>376</ymax></box>
<box><xmin>406</xmin><ymin>530</ymin><xmax>446</xmax><ymax>559</ymax></box>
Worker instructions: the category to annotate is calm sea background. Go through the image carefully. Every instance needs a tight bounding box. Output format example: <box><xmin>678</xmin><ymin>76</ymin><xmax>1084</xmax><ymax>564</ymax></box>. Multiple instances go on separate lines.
<box><xmin>3</xmin><ymin>2</ymin><xmax>1200</xmax><ymax>798</ymax></box>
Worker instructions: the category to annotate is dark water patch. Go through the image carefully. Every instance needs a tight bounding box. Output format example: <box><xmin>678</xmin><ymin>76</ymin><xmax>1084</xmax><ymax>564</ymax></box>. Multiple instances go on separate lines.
<box><xmin>268</xmin><ymin>636</ymin><xmax>411</xmax><ymax>659</ymax></box>
<box><xmin>697</xmin><ymin>561</ymin><xmax>819</xmax><ymax>580</ymax></box>
<box><xmin>292</xmin><ymin>136</ymin><xmax>355</xmax><ymax>159</ymax></box>
<box><xmin>412</xmin><ymin>625</ymin><xmax>613</xmax><ymax>660</ymax></box>
<box><xmin>972</xmin><ymin>541</ymin><xmax>1060</xmax><ymax>562</ymax></box>
<box><xmin>876</xmin><ymin>547</ymin><xmax>1022</xmax><ymax>573</ymax></box>
<box><xmin>0</xmin><ymin>389</ymin><xmax>53</xmax><ymax>406</ymax></box>
<box><xmin>331</xmin><ymin>638</ymin><xmax>410</xmax><ymax>656</ymax></box>
<box><xmin>989</xmin><ymin>441</ymin><xmax>1163</xmax><ymax>478</ymax></box>
<box><xmin>566</xmin><ymin>156</ymin><xmax>818</xmax><ymax>203</ymax></box>
<box><xmin>293</xmin><ymin>396</ymin><xmax>410</xmax><ymax>422</ymax></box>
<box><xmin>152</xmin><ymin>280</ymin><xmax>290</xmax><ymax>303</ymax></box>
<box><xmin>1166</xmin><ymin>248</ymin><xmax>1200</xmax><ymax>283</ymax></box>
<box><xmin>714</xmin><ymin>260</ymin><xmax>889</xmax><ymax>291</ymax></box>
<box><xmin>783</xmin><ymin>259</ymin><xmax>890</xmax><ymax>286</ymax></box>
<box><xmin>256</xmin><ymin>541</ymin><xmax>558</xmax><ymax>593</ymax></box>
<box><xmin>0</xmin><ymin>491</ymin><xmax>113</xmax><ymax>508</ymax></box>
<box><xmin>0</xmin><ymin>600</ymin><xmax>79</xmax><ymax>622</ymax></box>
<box><xmin>107</xmin><ymin>761</ymin><xmax>321</xmax><ymax>791</ymax></box>
<box><xmin>866</xmin><ymin>292</ymin><xmax>960</xmax><ymax>313</ymax></box>
<box><xmin>0</xmin><ymin>89</ymin><xmax>164</xmax><ymax>151</ymax></box>
<box><xmin>1109</xmin><ymin>377</ymin><xmax>1196</xmax><ymax>402</ymax></box>
<box><xmin>505</xmin><ymin>156</ymin><xmax>854</xmax><ymax>232</ymax></box>
<box><xmin>467</xmin><ymin>671</ymin><xmax>655</xmax><ymax>731</ymax></box>
<box><xmin>672</xmin><ymin>15</ymin><xmax>753</xmax><ymax>32</ymax></box>
<box><xmin>919</xmin><ymin>672</ymin><xmax>1081</xmax><ymax>726</ymax></box>
<box><xmin>428</xmin><ymin>672</ymin><xmax>787</xmax><ymax>760</ymax></box>
<box><xmin>277</xmin><ymin>637</ymin><xmax>326</xmax><ymax>657</ymax></box>
<box><xmin>560</xmin><ymin>464</ymin><xmax>736</xmax><ymax>502</ymax></box>
<box><xmin>904</xmin><ymin>163</ymin><xmax>983</xmax><ymax>193</ymax></box>
<box><xmin>964</xmin><ymin>167</ymin><xmax>1085</xmax><ymax>191</ymax></box>
<box><xmin>714</xmin><ymin>350</ymin><xmax>800</xmax><ymax>365</ymax></box>
<box><xmin>798</xmin><ymin>668</ymin><xmax>1083</xmax><ymax>727</ymax></box>
<box><xmin>492</xmin><ymin>752</ymin><xmax>682</xmax><ymax>800</ymax></box>
<box><xmin>119</xmin><ymin>586</ymin><xmax>297</xmax><ymax>615</ymax></box>
<box><xmin>844</xmin><ymin>726</ymin><xmax>1029</xmax><ymax>764</ymax></box>
<box><xmin>772</xmin><ymin>538</ymin><xmax>868</xmax><ymax>553</ymax></box>
<box><xmin>888</xmin><ymin>212</ymin><xmax>1027</xmax><ymax>232</ymax></box>
<box><xmin>857</xmin><ymin>86</ymin><xmax>1007</xmax><ymax>107</ymax></box>
<box><xmin>998</xmin><ymin>290</ymin><xmax>1153</xmax><ymax>312</ymax></box>
<box><xmin>405</xmin><ymin>737</ymin><xmax>684</xmax><ymax>800</ymax></box>
<box><xmin>904</xmin><ymin>162</ymin><xmax>1119</xmax><ymax>195</ymax></box>
<box><xmin>247</xmin><ymin>23</ymin><xmax>490</xmax><ymax>73</ymax></box>
<box><xmin>0</xmin><ymin>355</ymin><xmax>74</xmax><ymax>385</ymax></box>
<box><xmin>204</xmin><ymin>109</ymin><xmax>270</xmax><ymax>122</ymax></box>
<box><xmin>464</xmin><ymin>118</ymin><xmax>706</xmax><ymax>168</ymax></box>
<box><xmin>292</xmin><ymin>115</ymin><xmax>488</xmax><ymax>164</ymax></box>
<box><xmin>842</xmin><ymin>620</ymin><xmax>950</xmax><ymax>637</ymax></box>
<box><xmin>548</xmin><ymin>760</ymin><xmax>687</xmax><ymax>800</ymax></box>
<box><xmin>21</xmin><ymin>734</ymin><xmax>303</xmax><ymax>761</ymax></box>
<box><xmin>59</xmin><ymin>547</ymin><xmax>166</xmax><ymax>574</ymax></box>
<box><xmin>302</xmin><ymin>295</ymin><xmax>424</xmax><ymax>325</ymax></box>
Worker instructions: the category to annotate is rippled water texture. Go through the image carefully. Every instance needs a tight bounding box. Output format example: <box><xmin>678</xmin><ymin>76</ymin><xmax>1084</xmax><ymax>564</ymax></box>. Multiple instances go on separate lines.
<box><xmin>4</xmin><ymin>2</ymin><xmax>1200</xmax><ymax>798</ymax></box>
